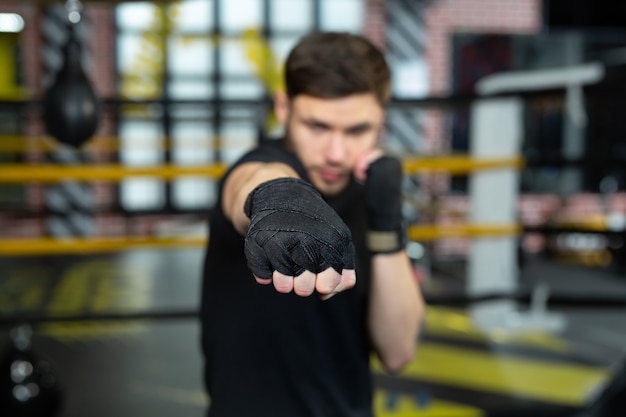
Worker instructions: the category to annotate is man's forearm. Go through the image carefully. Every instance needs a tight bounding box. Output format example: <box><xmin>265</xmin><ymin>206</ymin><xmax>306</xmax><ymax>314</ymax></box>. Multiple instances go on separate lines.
<box><xmin>367</xmin><ymin>250</ymin><xmax>424</xmax><ymax>374</ymax></box>
<box><xmin>222</xmin><ymin>162</ymin><xmax>299</xmax><ymax>235</ymax></box>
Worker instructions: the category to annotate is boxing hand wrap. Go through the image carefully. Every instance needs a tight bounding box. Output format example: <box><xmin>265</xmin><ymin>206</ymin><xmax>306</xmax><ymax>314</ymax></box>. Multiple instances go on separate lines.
<box><xmin>244</xmin><ymin>177</ymin><xmax>355</xmax><ymax>279</ymax></box>
<box><xmin>365</xmin><ymin>156</ymin><xmax>406</xmax><ymax>254</ymax></box>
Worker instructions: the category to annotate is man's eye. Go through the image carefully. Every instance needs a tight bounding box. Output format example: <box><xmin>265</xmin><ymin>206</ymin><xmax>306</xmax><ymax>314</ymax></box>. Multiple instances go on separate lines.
<box><xmin>310</xmin><ymin>124</ymin><xmax>327</xmax><ymax>132</ymax></box>
<box><xmin>347</xmin><ymin>127</ymin><xmax>369</xmax><ymax>137</ymax></box>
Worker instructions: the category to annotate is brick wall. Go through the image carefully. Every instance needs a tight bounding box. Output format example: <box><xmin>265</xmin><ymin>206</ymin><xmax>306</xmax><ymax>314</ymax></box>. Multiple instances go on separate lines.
<box><xmin>84</xmin><ymin>5</ymin><xmax>118</xmax><ymax>216</ymax></box>
<box><xmin>363</xmin><ymin>0</ymin><xmax>387</xmax><ymax>49</ymax></box>
<box><xmin>0</xmin><ymin>4</ymin><xmax>40</xmax><ymax>237</ymax></box>
<box><xmin>422</xmin><ymin>0</ymin><xmax>541</xmax><ymax>155</ymax></box>
<box><xmin>425</xmin><ymin>0</ymin><xmax>541</xmax><ymax>96</ymax></box>
<box><xmin>0</xmin><ymin>4</ymin><xmax>39</xmax><ymax>98</ymax></box>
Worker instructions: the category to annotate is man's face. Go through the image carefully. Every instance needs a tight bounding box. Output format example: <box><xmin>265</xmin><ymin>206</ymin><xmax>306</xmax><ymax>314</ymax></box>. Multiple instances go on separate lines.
<box><xmin>276</xmin><ymin>93</ymin><xmax>385</xmax><ymax>197</ymax></box>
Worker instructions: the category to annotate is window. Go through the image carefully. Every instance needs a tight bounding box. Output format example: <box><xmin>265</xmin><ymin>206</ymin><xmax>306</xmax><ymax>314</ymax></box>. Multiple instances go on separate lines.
<box><xmin>116</xmin><ymin>0</ymin><xmax>366</xmax><ymax>212</ymax></box>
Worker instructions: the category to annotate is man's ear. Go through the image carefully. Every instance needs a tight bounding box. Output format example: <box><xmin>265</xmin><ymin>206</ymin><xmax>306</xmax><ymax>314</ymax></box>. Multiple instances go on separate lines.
<box><xmin>274</xmin><ymin>91</ymin><xmax>289</xmax><ymax>125</ymax></box>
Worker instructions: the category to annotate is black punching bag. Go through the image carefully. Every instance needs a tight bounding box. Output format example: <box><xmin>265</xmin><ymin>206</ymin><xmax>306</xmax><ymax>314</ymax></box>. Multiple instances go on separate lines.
<box><xmin>0</xmin><ymin>325</ymin><xmax>63</xmax><ymax>417</ymax></box>
<box><xmin>42</xmin><ymin>25</ymin><xmax>100</xmax><ymax>148</ymax></box>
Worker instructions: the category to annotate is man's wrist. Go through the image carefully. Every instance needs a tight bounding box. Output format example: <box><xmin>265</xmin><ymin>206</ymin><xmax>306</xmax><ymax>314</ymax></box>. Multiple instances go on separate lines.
<box><xmin>366</xmin><ymin>230</ymin><xmax>406</xmax><ymax>254</ymax></box>
<box><xmin>364</xmin><ymin>156</ymin><xmax>405</xmax><ymax>240</ymax></box>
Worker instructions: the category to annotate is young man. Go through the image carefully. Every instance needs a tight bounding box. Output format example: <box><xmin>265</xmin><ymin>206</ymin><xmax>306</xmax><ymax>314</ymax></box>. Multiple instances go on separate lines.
<box><xmin>200</xmin><ymin>32</ymin><xmax>424</xmax><ymax>417</ymax></box>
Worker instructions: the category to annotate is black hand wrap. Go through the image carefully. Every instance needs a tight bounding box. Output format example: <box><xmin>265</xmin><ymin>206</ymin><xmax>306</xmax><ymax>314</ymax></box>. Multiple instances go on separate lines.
<box><xmin>365</xmin><ymin>156</ymin><xmax>406</xmax><ymax>254</ymax></box>
<box><xmin>244</xmin><ymin>177</ymin><xmax>355</xmax><ymax>279</ymax></box>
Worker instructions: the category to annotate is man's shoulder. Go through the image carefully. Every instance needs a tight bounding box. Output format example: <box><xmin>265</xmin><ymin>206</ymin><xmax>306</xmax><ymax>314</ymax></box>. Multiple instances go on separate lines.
<box><xmin>233</xmin><ymin>138</ymin><xmax>307</xmax><ymax>179</ymax></box>
<box><xmin>239</xmin><ymin>138</ymin><xmax>289</xmax><ymax>162</ymax></box>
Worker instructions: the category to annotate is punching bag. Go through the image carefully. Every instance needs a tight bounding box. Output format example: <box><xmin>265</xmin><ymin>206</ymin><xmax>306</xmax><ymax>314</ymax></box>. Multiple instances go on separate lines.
<box><xmin>42</xmin><ymin>24</ymin><xmax>100</xmax><ymax>149</ymax></box>
<box><xmin>0</xmin><ymin>325</ymin><xmax>63</xmax><ymax>417</ymax></box>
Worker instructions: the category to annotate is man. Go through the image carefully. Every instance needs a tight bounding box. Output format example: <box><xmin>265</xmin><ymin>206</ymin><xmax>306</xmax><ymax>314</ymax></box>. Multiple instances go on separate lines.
<box><xmin>200</xmin><ymin>32</ymin><xmax>424</xmax><ymax>417</ymax></box>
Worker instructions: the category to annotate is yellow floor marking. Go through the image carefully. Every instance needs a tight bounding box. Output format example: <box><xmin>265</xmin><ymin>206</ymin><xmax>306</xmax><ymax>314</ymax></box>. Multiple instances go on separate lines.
<box><xmin>130</xmin><ymin>381</ymin><xmax>209</xmax><ymax>408</ymax></box>
<box><xmin>41</xmin><ymin>259</ymin><xmax>150</xmax><ymax>341</ymax></box>
<box><xmin>39</xmin><ymin>321</ymin><xmax>146</xmax><ymax>342</ymax></box>
<box><xmin>0</xmin><ymin>267</ymin><xmax>48</xmax><ymax>313</ymax></box>
<box><xmin>374</xmin><ymin>389</ymin><xmax>485</xmax><ymax>417</ymax></box>
<box><xmin>372</xmin><ymin>342</ymin><xmax>610</xmax><ymax>407</ymax></box>
<box><xmin>128</xmin><ymin>382</ymin><xmax>485</xmax><ymax>416</ymax></box>
<box><xmin>425</xmin><ymin>306</ymin><xmax>571</xmax><ymax>353</ymax></box>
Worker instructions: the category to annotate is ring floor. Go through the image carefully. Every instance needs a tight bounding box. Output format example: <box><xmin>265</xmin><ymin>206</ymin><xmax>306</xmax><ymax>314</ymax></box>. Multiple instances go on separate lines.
<box><xmin>1</xmin><ymin>249</ymin><xmax>625</xmax><ymax>417</ymax></box>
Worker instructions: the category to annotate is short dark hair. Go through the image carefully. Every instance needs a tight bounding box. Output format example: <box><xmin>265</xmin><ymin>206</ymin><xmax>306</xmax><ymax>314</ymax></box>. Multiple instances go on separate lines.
<box><xmin>284</xmin><ymin>32</ymin><xmax>391</xmax><ymax>105</ymax></box>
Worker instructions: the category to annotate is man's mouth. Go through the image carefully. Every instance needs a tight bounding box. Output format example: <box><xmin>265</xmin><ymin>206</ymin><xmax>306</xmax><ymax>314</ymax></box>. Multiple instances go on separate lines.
<box><xmin>319</xmin><ymin>169</ymin><xmax>345</xmax><ymax>183</ymax></box>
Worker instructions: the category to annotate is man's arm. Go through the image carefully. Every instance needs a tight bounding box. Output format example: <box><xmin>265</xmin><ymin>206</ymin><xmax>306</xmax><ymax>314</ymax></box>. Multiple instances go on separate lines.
<box><xmin>222</xmin><ymin>161</ymin><xmax>298</xmax><ymax>235</ymax></box>
<box><xmin>359</xmin><ymin>155</ymin><xmax>425</xmax><ymax>373</ymax></box>
<box><xmin>368</xmin><ymin>251</ymin><xmax>424</xmax><ymax>373</ymax></box>
<box><xmin>221</xmin><ymin>161</ymin><xmax>356</xmax><ymax>297</ymax></box>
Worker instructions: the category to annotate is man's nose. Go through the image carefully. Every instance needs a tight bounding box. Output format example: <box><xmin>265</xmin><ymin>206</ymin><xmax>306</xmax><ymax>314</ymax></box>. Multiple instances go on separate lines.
<box><xmin>324</xmin><ymin>134</ymin><xmax>346</xmax><ymax>163</ymax></box>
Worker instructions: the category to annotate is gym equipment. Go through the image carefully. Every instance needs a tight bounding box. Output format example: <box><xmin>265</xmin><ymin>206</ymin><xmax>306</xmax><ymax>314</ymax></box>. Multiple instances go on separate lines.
<box><xmin>41</xmin><ymin>1</ymin><xmax>99</xmax><ymax>149</ymax></box>
<box><xmin>467</xmin><ymin>62</ymin><xmax>609</xmax><ymax>334</ymax></box>
<box><xmin>0</xmin><ymin>324</ymin><xmax>63</xmax><ymax>417</ymax></box>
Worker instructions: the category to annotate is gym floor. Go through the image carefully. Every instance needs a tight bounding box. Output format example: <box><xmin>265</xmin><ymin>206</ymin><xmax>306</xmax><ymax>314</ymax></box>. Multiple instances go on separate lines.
<box><xmin>1</xmin><ymin>248</ymin><xmax>625</xmax><ymax>417</ymax></box>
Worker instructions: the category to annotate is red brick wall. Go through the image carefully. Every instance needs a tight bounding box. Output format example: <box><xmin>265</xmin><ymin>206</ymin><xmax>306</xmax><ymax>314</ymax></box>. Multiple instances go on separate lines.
<box><xmin>0</xmin><ymin>4</ymin><xmax>38</xmax><ymax>95</ymax></box>
<box><xmin>84</xmin><ymin>5</ymin><xmax>117</xmax><ymax>214</ymax></box>
<box><xmin>0</xmin><ymin>4</ymin><xmax>39</xmax><ymax>237</ymax></box>
<box><xmin>422</xmin><ymin>0</ymin><xmax>541</xmax><ymax>155</ymax></box>
<box><xmin>85</xmin><ymin>5</ymin><xmax>116</xmax><ymax>99</ymax></box>
<box><xmin>364</xmin><ymin>0</ymin><xmax>387</xmax><ymax>50</ymax></box>
<box><xmin>425</xmin><ymin>0</ymin><xmax>541</xmax><ymax>96</ymax></box>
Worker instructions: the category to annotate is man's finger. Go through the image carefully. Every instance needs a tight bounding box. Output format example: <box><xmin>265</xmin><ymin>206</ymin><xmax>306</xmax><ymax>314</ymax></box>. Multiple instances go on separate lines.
<box><xmin>293</xmin><ymin>270</ymin><xmax>316</xmax><ymax>297</ymax></box>
<box><xmin>255</xmin><ymin>275</ymin><xmax>272</xmax><ymax>285</ymax></box>
<box><xmin>319</xmin><ymin>269</ymin><xmax>356</xmax><ymax>301</ymax></box>
<box><xmin>273</xmin><ymin>271</ymin><xmax>294</xmax><ymax>293</ymax></box>
<box><xmin>354</xmin><ymin>148</ymin><xmax>384</xmax><ymax>182</ymax></box>
<box><xmin>315</xmin><ymin>267</ymin><xmax>342</xmax><ymax>295</ymax></box>
<box><xmin>337</xmin><ymin>269</ymin><xmax>357</xmax><ymax>292</ymax></box>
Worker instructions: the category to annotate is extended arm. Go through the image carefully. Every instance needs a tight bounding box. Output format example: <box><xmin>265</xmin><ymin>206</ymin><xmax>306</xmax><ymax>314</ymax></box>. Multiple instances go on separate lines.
<box><xmin>221</xmin><ymin>161</ymin><xmax>356</xmax><ymax>297</ymax></box>
<box><xmin>222</xmin><ymin>161</ymin><xmax>298</xmax><ymax>235</ymax></box>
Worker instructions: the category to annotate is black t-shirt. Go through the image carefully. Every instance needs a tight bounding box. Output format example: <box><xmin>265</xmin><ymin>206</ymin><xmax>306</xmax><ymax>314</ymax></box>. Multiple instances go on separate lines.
<box><xmin>200</xmin><ymin>139</ymin><xmax>374</xmax><ymax>417</ymax></box>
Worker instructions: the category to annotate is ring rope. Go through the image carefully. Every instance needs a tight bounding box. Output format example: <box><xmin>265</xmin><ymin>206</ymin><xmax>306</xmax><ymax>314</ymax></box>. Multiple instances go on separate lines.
<box><xmin>0</xmin><ymin>156</ymin><xmax>524</xmax><ymax>183</ymax></box>
<box><xmin>0</xmin><ymin>223</ymin><xmax>521</xmax><ymax>256</ymax></box>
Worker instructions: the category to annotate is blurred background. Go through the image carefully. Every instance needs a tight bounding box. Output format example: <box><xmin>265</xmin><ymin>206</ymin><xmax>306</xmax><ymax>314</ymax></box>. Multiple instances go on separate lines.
<box><xmin>0</xmin><ymin>1</ymin><xmax>625</xmax><ymax>417</ymax></box>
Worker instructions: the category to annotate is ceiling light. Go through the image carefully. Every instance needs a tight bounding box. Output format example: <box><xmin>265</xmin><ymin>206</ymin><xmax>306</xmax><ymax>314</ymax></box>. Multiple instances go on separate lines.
<box><xmin>0</xmin><ymin>13</ymin><xmax>25</xmax><ymax>33</ymax></box>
